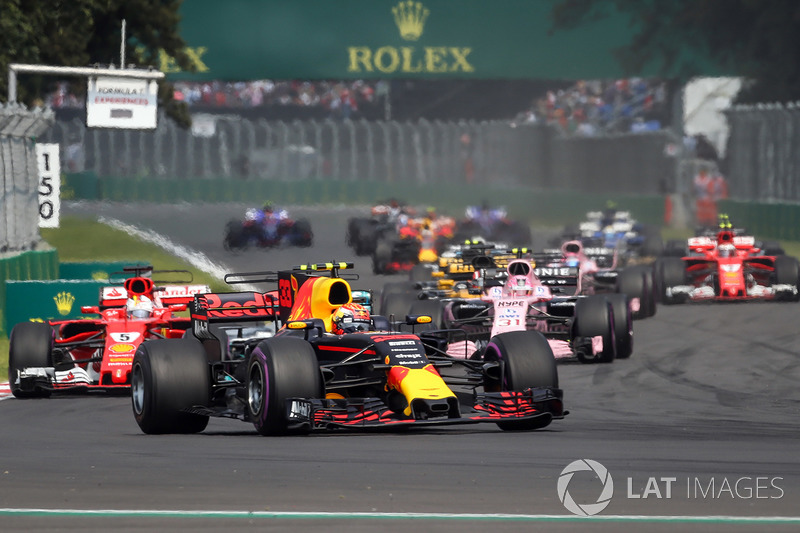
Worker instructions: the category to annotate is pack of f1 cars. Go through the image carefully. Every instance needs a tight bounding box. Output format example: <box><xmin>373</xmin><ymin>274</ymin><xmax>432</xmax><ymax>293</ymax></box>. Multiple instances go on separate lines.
<box><xmin>380</xmin><ymin>247</ymin><xmax>630</xmax><ymax>363</ymax></box>
<box><xmin>372</xmin><ymin>211</ymin><xmax>456</xmax><ymax>275</ymax></box>
<box><xmin>555</xmin><ymin>206</ymin><xmax>663</xmax><ymax>261</ymax></box>
<box><xmin>7</xmin><ymin>267</ymin><xmax>211</xmax><ymax>397</ymax></box>
<box><xmin>656</xmin><ymin>228</ymin><xmax>800</xmax><ymax>304</ymax></box>
<box><xmin>130</xmin><ymin>262</ymin><xmax>566</xmax><ymax>435</ymax></box>
<box><xmin>224</xmin><ymin>203</ymin><xmax>313</xmax><ymax>250</ymax></box>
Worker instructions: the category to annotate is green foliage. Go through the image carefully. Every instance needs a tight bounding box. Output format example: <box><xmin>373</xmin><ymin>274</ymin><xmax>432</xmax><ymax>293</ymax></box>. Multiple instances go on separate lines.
<box><xmin>0</xmin><ymin>0</ymin><xmax>193</xmax><ymax>126</ymax></box>
<box><xmin>551</xmin><ymin>0</ymin><xmax>800</xmax><ymax>103</ymax></box>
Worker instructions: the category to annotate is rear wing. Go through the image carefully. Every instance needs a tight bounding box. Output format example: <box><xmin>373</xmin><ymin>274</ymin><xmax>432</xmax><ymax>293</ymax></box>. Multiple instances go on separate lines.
<box><xmin>532</xmin><ymin>265</ymin><xmax>580</xmax><ymax>292</ymax></box>
<box><xmin>191</xmin><ymin>291</ymin><xmax>278</xmax><ymax>340</ymax></box>
<box><xmin>223</xmin><ymin>262</ymin><xmax>357</xmax><ymax>325</ymax></box>
<box><xmin>100</xmin><ymin>284</ymin><xmax>211</xmax><ymax>308</ymax></box>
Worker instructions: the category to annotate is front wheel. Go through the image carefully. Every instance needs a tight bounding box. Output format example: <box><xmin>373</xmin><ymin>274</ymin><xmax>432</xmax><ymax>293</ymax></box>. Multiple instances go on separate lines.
<box><xmin>247</xmin><ymin>337</ymin><xmax>323</xmax><ymax>436</ymax></box>
<box><xmin>8</xmin><ymin>322</ymin><xmax>53</xmax><ymax>398</ymax></box>
<box><xmin>483</xmin><ymin>330</ymin><xmax>558</xmax><ymax>431</ymax></box>
<box><xmin>131</xmin><ymin>338</ymin><xmax>210</xmax><ymax>434</ymax></box>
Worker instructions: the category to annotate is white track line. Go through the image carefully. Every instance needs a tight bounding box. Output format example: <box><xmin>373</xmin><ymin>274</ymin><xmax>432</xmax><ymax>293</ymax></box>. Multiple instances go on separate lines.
<box><xmin>0</xmin><ymin>509</ymin><xmax>798</xmax><ymax>523</ymax></box>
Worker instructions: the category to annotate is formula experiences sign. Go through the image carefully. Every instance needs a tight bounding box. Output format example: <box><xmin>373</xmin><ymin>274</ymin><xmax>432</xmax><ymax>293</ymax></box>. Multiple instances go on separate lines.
<box><xmin>86</xmin><ymin>76</ymin><xmax>158</xmax><ymax>129</ymax></box>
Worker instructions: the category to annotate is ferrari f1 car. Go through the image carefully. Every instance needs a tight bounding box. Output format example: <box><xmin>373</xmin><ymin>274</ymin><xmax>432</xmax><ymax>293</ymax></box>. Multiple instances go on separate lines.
<box><xmin>656</xmin><ymin>228</ymin><xmax>800</xmax><ymax>303</ymax></box>
<box><xmin>7</xmin><ymin>267</ymin><xmax>211</xmax><ymax>397</ymax></box>
<box><xmin>131</xmin><ymin>262</ymin><xmax>566</xmax><ymax>435</ymax></box>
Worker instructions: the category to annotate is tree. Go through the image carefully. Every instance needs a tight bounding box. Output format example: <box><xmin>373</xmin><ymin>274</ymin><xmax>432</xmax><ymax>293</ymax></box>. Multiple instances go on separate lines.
<box><xmin>551</xmin><ymin>0</ymin><xmax>800</xmax><ymax>104</ymax></box>
<box><xmin>0</xmin><ymin>0</ymin><xmax>194</xmax><ymax>126</ymax></box>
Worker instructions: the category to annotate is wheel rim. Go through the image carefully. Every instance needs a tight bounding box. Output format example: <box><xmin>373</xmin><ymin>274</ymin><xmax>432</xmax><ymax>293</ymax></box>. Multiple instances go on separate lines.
<box><xmin>131</xmin><ymin>363</ymin><xmax>145</xmax><ymax>415</ymax></box>
<box><xmin>248</xmin><ymin>362</ymin><xmax>265</xmax><ymax>416</ymax></box>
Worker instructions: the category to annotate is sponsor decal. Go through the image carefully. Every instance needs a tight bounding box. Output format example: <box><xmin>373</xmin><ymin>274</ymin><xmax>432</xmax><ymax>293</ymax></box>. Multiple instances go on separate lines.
<box><xmin>54</xmin><ymin>291</ymin><xmax>75</xmax><ymax>316</ymax></box>
<box><xmin>200</xmin><ymin>292</ymin><xmax>273</xmax><ymax>318</ymax></box>
<box><xmin>109</xmin><ymin>343</ymin><xmax>136</xmax><ymax>354</ymax></box>
<box><xmin>347</xmin><ymin>1</ymin><xmax>474</xmax><ymax>75</ymax></box>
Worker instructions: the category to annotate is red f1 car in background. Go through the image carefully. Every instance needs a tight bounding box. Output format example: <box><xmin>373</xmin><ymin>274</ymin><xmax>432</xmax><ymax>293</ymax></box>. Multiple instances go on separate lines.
<box><xmin>7</xmin><ymin>267</ymin><xmax>211</xmax><ymax>397</ymax></box>
<box><xmin>656</xmin><ymin>229</ymin><xmax>800</xmax><ymax>304</ymax></box>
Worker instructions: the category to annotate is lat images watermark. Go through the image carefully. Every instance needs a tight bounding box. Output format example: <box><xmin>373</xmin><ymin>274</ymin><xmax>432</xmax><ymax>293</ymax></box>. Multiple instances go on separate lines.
<box><xmin>558</xmin><ymin>460</ymin><xmax>785</xmax><ymax>517</ymax></box>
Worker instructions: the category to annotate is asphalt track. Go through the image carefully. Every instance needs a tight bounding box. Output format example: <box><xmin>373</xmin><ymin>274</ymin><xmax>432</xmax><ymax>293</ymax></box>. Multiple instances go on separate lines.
<box><xmin>1</xmin><ymin>202</ymin><xmax>799</xmax><ymax>532</ymax></box>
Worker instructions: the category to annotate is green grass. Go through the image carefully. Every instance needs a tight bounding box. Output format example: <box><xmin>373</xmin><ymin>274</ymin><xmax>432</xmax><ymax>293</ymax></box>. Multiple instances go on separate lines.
<box><xmin>2</xmin><ymin>215</ymin><xmax>230</xmax><ymax>381</ymax></box>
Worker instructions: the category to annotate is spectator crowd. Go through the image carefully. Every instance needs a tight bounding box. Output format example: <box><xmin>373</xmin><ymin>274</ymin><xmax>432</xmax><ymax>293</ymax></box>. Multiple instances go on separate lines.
<box><xmin>512</xmin><ymin>78</ymin><xmax>669</xmax><ymax>136</ymax></box>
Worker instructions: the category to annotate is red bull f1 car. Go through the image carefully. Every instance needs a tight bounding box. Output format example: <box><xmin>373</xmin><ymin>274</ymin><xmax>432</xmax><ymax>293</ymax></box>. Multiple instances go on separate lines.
<box><xmin>656</xmin><ymin>229</ymin><xmax>800</xmax><ymax>304</ymax></box>
<box><xmin>131</xmin><ymin>262</ymin><xmax>566</xmax><ymax>435</ymax></box>
<box><xmin>7</xmin><ymin>267</ymin><xmax>210</xmax><ymax>397</ymax></box>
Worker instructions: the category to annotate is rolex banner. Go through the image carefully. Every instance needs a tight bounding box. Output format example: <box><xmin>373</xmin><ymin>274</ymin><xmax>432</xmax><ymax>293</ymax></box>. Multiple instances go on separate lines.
<box><xmin>167</xmin><ymin>0</ymin><xmax>677</xmax><ymax>81</ymax></box>
<box><xmin>5</xmin><ymin>280</ymin><xmax>108</xmax><ymax>328</ymax></box>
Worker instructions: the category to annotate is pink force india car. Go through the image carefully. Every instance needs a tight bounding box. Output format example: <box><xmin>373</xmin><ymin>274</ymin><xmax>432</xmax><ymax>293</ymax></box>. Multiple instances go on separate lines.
<box><xmin>414</xmin><ymin>250</ymin><xmax>630</xmax><ymax>364</ymax></box>
<box><xmin>7</xmin><ymin>268</ymin><xmax>210</xmax><ymax>397</ymax></box>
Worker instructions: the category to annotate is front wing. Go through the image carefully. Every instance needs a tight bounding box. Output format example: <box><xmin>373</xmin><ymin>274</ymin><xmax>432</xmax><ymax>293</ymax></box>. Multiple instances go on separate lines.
<box><xmin>285</xmin><ymin>387</ymin><xmax>566</xmax><ymax>431</ymax></box>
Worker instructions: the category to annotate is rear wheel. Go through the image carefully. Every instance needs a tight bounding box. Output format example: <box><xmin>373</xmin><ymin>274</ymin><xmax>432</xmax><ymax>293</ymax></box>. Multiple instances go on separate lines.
<box><xmin>131</xmin><ymin>338</ymin><xmax>210</xmax><ymax>434</ymax></box>
<box><xmin>605</xmin><ymin>293</ymin><xmax>633</xmax><ymax>359</ymax></box>
<box><xmin>291</xmin><ymin>219</ymin><xmax>313</xmax><ymax>247</ymax></box>
<box><xmin>373</xmin><ymin>241</ymin><xmax>392</xmax><ymax>274</ymax></box>
<box><xmin>247</xmin><ymin>337</ymin><xmax>322</xmax><ymax>436</ymax></box>
<box><xmin>8</xmin><ymin>322</ymin><xmax>53</xmax><ymax>398</ymax></box>
<box><xmin>224</xmin><ymin>220</ymin><xmax>246</xmax><ymax>251</ymax></box>
<box><xmin>574</xmin><ymin>296</ymin><xmax>615</xmax><ymax>364</ymax></box>
<box><xmin>483</xmin><ymin>331</ymin><xmax>558</xmax><ymax>431</ymax></box>
<box><xmin>617</xmin><ymin>265</ymin><xmax>656</xmax><ymax>319</ymax></box>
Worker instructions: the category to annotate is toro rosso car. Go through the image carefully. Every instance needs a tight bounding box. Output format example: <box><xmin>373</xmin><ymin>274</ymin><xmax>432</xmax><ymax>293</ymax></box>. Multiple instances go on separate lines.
<box><xmin>7</xmin><ymin>267</ymin><xmax>210</xmax><ymax>397</ymax></box>
<box><xmin>131</xmin><ymin>262</ymin><xmax>565</xmax><ymax>435</ymax></box>
<box><xmin>656</xmin><ymin>229</ymin><xmax>800</xmax><ymax>304</ymax></box>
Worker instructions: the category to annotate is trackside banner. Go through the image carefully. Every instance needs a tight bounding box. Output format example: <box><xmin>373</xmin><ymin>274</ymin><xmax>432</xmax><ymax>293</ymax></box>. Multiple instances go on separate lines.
<box><xmin>166</xmin><ymin>0</ymin><xmax>720</xmax><ymax>81</ymax></box>
<box><xmin>5</xmin><ymin>280</ymin><xmax>108</xmax><ymax>328</ymax></box>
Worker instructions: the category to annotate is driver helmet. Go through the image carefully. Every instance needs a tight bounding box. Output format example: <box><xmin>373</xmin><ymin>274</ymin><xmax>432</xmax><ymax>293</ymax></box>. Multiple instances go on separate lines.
<box><xmin>262</xmin><ymin>201</ymin><xmax>274</xmax><ymax>213</ymax></box>
<box><xmin>126</xmin><ymin>295</ymin><xmax>154</xmax><ymax>319</ymax></box>
<box><xmin>332</xmin><ymin>303</ymin><xmax>371</xmax><ymax>334</ymax></box>
<box><xmin>717</xmin><ymin>243</ymin><xmax>736</xmax><ymax>258</ymax></box>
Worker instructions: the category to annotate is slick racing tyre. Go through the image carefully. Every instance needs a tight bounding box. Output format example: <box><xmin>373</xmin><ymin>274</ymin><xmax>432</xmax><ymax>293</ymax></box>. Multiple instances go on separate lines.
<box><xmin>131</xmin><ymin>338</ymin><xmax>210</xmax><ymax>434</ymax></box>
<box><xmin>8</xmin><ymin>321</ymin><xmax>53</xmax><ymax>398</ymax></box>
<box><xmin>574</xmin><ymin>295</ymin><xmax>616</xmax><ymax>364</ymax></box>
<box><xmin>483</xmin><ymin>330</ymin><xmax>558</xmax><ymax>431</ymax></box>
<box><xmin>605</xmin><ymin>293</ymin><xmax>633</xmax><ymax>359</ymax></box>
<box><xmin>372</xmin><ymin>241</ymin><xmax>393</xmax><ymax>274</ymax></box>
<box><xmin>223</xmin><ymin>220</ymin><xmax>247</xmax><ymax>251</ymax></box>
<box><xmin>773</xmin><ymin>255</ymin><xmax>800</xmax><ymax>301</ymax></box>
<box><xmin>288</xmin><ymin>218</ymin><xmax>313</xmax><ymax>247</ymax></box>
<box><xmin>656</xmin><ymin>257</ymin><xmax>687</xmax><ymax>304</ymax></box>
<box><xmin>247</xmin><ymin>337</ymin><xmax>322</xmax><ymax>436</ymax></box>
<box><xmin>617</xmin><ymin>265</ymin><xmax>656</xmax><ymax>319</ymax></box>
